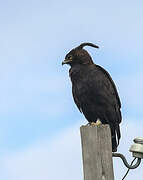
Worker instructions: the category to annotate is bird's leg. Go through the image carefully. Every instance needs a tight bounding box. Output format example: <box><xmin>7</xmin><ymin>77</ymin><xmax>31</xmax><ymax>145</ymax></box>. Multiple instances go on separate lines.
<box><xmin>90</xmin><ymin>118</ymin><xmax>102</xmax><ymax>126</ymax></box>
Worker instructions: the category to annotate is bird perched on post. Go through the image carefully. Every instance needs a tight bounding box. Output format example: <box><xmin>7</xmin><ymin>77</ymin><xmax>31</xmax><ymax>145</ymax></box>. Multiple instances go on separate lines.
<box><xmin>62</xmin><ymin>42</ymin><xmax>122</xmax><ymax>152</ymax></box>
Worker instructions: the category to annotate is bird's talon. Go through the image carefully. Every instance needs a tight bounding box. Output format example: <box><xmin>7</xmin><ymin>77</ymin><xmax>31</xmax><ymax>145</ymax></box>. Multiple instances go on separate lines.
<box><xmin>90</xmin><ymin>120</ymin><xmax>102</xmax><ymax>126</ymax></box>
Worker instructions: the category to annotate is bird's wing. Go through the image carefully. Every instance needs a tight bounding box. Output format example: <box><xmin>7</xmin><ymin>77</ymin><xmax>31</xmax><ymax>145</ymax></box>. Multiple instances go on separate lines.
<box><xmin>95</xmin><ymin>65</ymin><xmax>121</xmax><ymax>108</ymax></box>
<box><xmin>89</xmin><ymin>64</ymin><xmax>122</xmax><ymax>145</ymax></box>
<box><xmin>87</xmin><ymin>64</ymin><xmax>122</xmax><ymax>124</ymax></box>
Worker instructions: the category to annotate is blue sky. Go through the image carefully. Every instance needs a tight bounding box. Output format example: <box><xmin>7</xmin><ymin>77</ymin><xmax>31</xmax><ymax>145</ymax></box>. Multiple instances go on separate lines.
<box><xmin>0</xmin><ymin>0</ymin><xmax>143</xmax><ymax>179</ymax></box>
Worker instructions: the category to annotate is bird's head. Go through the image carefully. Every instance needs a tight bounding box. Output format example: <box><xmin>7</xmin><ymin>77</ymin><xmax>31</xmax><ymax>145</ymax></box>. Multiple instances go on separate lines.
<box><xmin>62</xmin><ymin>42</ymin><xmax>99</xmax><ymax>67</ymax></box>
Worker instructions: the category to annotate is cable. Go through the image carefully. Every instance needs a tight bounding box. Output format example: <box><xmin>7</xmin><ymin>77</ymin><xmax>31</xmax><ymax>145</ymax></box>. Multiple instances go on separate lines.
<box><xmin>122</xmin><ymin>157</ymin><xmax>136</xmax><ymax>180</ymax></box>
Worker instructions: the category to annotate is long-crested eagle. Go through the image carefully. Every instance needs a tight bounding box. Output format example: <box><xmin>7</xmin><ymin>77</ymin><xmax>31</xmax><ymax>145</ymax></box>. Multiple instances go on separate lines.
<box><xmin>62</xmin><ymin>42</ymin><xmax>122</xmax><ymax>152</ymax></box>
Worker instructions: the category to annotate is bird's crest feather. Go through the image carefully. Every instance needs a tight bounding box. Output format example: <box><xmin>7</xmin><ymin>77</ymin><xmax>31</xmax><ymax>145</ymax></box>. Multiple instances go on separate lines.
<box><xmin>76</xmin><ymin>42</ymin><xmax>99</xmax><ymax>49</ymax></box>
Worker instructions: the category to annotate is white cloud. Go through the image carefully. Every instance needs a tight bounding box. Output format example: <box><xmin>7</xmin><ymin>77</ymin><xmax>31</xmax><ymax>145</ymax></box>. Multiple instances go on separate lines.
<box><xmin>0</xmin><ymin>122</ymin><xmax>83</xmax><ymax>180</ymax></box>
<box><xmin>0</xmin><ymin>120</ymin><xmax>143</xmax><ymax>180</ymax></box>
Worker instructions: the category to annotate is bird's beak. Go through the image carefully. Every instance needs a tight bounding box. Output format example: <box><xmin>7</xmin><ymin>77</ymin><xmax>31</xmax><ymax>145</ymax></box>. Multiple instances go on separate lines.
<box><xmin>62</xmin><ymin>59</ymin><xmax>72</xmax><ymax>65</ymax></box>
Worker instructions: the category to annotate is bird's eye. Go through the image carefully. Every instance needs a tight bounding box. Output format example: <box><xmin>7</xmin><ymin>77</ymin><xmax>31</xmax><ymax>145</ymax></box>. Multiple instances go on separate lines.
<box><xmin>68</xmin><ymin>55</ymin><xmax>72</xmax><ymax>60</ymax></box>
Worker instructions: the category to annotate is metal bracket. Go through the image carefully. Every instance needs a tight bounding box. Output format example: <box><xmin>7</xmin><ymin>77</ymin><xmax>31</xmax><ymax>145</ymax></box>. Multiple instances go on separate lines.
<box><xmin>112</xmin><ymin>153</ymin><xmax>141</xmax><ymax>169</ymax></box>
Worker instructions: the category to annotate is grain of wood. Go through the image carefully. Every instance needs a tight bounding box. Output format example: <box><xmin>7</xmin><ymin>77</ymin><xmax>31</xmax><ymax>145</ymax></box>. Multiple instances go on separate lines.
<box><xmin>80</xmin><ymin>125</ymin><xmax>114</xmax><ymax>180</ymax></box>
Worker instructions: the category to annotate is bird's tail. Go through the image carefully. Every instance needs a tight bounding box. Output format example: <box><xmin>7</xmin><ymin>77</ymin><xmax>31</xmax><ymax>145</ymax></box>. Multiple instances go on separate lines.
<box><xmin>111</xmin><ymin>124</ymin><xmax>121</xmax><ymax>152</ymax></box>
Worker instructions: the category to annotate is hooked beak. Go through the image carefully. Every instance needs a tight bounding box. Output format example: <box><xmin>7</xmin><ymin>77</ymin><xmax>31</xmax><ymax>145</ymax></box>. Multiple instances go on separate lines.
<box><xmin>62</xmin><ymin>59</ymin><xmax>72</xmax><ymax>65</ymax></box>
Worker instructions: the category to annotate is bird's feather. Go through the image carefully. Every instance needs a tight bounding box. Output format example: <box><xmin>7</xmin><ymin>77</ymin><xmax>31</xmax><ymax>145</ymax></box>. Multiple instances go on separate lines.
<box><xmin>63</xmin><ymin>43</ymin><xmax>122</xmax><ymax>152</ymax></box>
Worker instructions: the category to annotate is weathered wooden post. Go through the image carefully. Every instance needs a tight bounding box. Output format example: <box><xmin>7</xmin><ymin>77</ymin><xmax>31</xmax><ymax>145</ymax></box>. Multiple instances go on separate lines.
<box><xmin>80</xmin><ymin>124</ymin><xmax>114</xmax><ymax>180</ymax></box>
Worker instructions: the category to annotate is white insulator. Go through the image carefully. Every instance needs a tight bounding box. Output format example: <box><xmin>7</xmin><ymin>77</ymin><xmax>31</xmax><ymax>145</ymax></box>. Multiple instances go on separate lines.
<box><xmin>130</xmin><ymin>137</ymin><xmax>143</xmax><ymax>158</ymax></box>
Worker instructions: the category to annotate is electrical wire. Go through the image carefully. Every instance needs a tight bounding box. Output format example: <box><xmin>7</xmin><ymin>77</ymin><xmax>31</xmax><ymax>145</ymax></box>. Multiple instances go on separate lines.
<box><xmin>122</xmin><ymin>157</ymin><xmax>136</xmax><ymax>180</ymax></box>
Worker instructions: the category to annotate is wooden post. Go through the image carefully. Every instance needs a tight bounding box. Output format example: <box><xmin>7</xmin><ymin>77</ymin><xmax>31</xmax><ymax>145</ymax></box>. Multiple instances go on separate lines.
<box><xmin>80</xmin><ymin>125</ymin><xmax>114</xmax><ymax>180</ymax></box>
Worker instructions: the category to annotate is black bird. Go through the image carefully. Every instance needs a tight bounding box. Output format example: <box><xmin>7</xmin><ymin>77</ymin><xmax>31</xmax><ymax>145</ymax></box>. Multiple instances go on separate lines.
<box><xmin>62</xmin><ymin>42</ymin><xmax>122</xmax><ymax>152</ymax></box>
